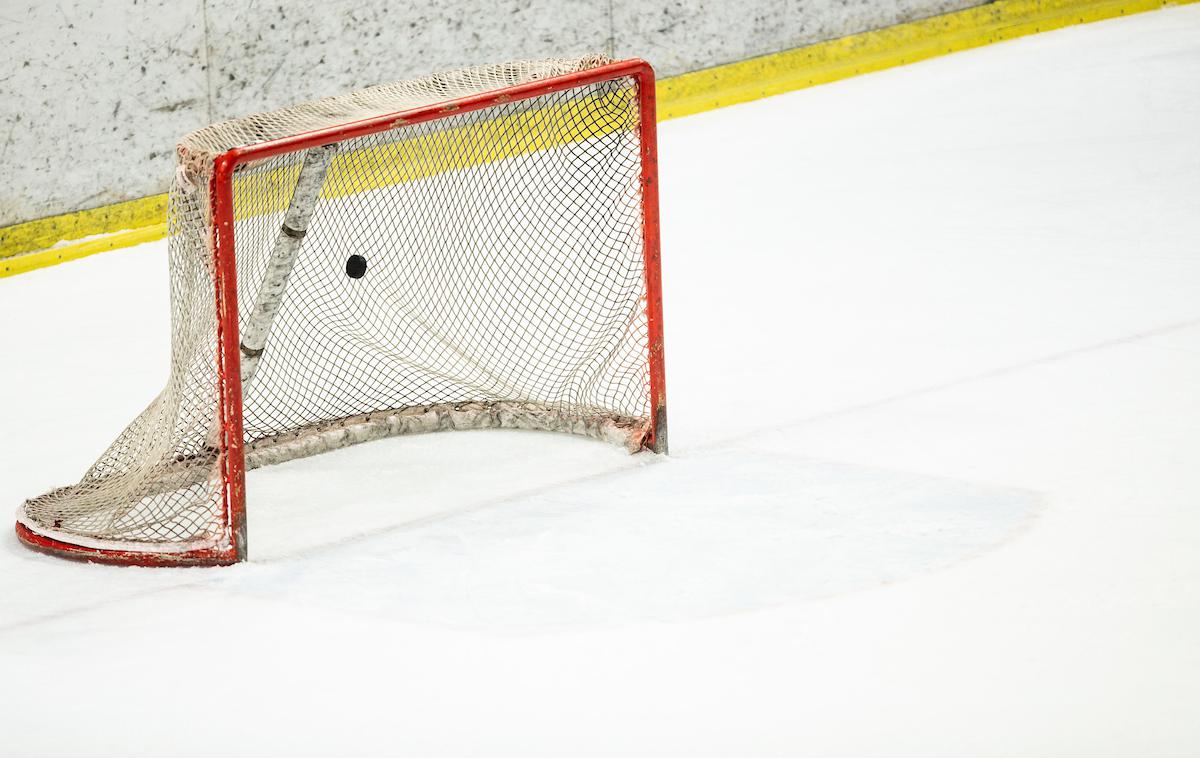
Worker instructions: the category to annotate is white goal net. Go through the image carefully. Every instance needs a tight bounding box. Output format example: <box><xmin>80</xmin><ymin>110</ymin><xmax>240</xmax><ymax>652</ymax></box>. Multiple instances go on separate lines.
<box><xmin>17</xmin><ymin>55</ymin><xmax>666</xmax><ymax>564</ymax></box>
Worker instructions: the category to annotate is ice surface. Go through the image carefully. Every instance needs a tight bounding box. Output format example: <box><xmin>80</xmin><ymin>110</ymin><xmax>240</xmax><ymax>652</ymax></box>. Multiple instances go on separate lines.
<box><xmin>1</xmin><ymin>7</ymin><xmax>1199</xmax><ymax>756</ymax></box>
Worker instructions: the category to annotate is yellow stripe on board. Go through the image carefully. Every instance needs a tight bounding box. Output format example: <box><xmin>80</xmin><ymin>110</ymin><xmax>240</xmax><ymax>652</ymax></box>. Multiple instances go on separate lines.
<box><xmin>1</xmin><ymin>224</ymin><xmax>167</xmax><ymax>278</ymax></box>
<box><xmin>658</xmin><ymin>0</ymin><xmax>1197</xmax><ymax>119</ymax></box>
<box><xmin>1</xmin><ymin>0</ymin><xmax>1193</xmax><ymax>278</ymax></box>
<box><xmin>1</xmin><ymin>194</ymin><xmax>167</xmax><ymax>267</ymax></box>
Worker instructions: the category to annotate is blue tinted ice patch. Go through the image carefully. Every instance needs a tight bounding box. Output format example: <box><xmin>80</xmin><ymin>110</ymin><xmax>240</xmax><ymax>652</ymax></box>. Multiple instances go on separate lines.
<box><xmin>219</xmin><ymin>449</ymin><xmax>1040</xmax><ymax>633</ymax></box>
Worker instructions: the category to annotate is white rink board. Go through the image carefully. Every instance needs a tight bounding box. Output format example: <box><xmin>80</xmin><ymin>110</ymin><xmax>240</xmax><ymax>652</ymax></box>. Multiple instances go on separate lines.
<box><xmin>1</xmin><ymin>0</ymin><xmax>987</xmax><ymax>227</ymax></box>
<box><xmin>1</xmin><ymin>7</ymin><xmax>1199</xmax><ymax>757</ymax></box>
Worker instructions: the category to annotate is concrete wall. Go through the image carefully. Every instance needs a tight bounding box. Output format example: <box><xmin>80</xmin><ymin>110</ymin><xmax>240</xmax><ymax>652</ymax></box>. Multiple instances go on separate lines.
<box><xmin>0</xmin><ymin>0</ymin><xmax>986</xmax><ymax>229</ymax></box>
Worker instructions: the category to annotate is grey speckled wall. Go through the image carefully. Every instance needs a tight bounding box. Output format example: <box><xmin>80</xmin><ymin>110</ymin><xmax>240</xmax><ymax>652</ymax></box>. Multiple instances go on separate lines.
<box><xmin>0</xmin><ymin>0</ymin><xmax>986</xmax><ymax>228</ymax></box>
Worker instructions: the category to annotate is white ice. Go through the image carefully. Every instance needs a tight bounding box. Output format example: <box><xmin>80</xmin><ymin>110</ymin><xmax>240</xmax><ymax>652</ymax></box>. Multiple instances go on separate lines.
<box><xmin>1</xmin><ymin>6</ymin><xmax>1199</xmax><ymax>756</ymax></box>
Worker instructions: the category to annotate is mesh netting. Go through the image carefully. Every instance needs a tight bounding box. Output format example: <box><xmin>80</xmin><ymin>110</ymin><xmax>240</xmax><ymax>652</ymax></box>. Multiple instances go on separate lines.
<box><xmin>18</xmin><ymin>56</ymin><xmax>653</xmax><ymax>556</ymax></box>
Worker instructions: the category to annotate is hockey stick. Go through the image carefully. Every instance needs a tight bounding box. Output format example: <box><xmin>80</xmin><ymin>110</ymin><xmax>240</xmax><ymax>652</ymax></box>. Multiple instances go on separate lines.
<box><xmin>239</xmin><ymin>143</ymin><xmax>338</xmax><ymax>384</ymax></box>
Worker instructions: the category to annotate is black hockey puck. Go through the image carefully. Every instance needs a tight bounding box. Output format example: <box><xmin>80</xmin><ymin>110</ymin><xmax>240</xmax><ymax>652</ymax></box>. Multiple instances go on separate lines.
<box><xmin>345</xmin><ymin>254</ymin><xmax>367</xmax><ymax>279</ymax></box>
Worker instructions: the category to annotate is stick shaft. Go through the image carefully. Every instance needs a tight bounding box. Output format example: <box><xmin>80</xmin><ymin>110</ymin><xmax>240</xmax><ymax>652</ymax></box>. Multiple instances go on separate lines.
<box><xmin>239</xmin><ymin>144</ymin><xmax>337</xmax><ymax>384</ymax></box>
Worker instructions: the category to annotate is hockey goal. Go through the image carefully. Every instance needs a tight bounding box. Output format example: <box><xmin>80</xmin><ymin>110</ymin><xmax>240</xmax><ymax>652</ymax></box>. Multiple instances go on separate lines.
<box><xmin>16</xmin><ymin>56</ymin><xmax>666</xmax><ymax>566</ymax></box>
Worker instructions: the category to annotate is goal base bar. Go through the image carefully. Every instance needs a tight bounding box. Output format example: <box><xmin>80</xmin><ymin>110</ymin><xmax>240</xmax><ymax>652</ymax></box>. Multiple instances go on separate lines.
<box><xmin>14</xmin><ymin>522</ymin><xmax>238</xmax><ymax>567</ymax></box>
<box><xmin>16</xmin><ymin>402</ymin><xmax>657</xmax><ymax>566</ymax></box>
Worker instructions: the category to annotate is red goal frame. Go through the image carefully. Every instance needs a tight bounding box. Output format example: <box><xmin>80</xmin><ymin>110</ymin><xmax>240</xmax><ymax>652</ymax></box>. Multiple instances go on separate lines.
<box><xmin>17</xmin><ymin>59</ymin><xmax>666</xmax><ymax>567</ymax></box>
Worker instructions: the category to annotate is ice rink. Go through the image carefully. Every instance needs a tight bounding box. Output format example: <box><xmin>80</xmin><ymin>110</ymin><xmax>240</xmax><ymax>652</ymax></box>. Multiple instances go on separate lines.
<box><xmin>2</xmin><ymin>6</ymin><xmax>1198</xmax><ymax>756</ymax></box>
